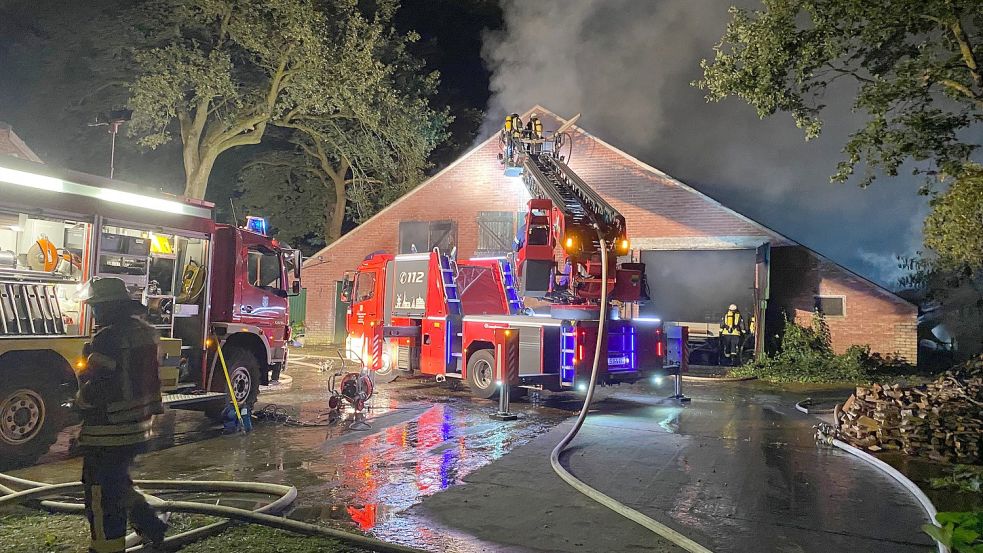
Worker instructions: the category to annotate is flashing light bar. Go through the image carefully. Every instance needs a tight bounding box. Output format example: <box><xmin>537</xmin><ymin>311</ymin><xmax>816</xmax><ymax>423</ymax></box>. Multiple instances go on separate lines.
<box><xmin>245</xmin><ymin>216</ymin><xmax>269</xmax><ymax>236</ymax></box>
<box><xmin>633</xmin><ymin>317</ymin><xmax>662</xmax><ymax>323</ymax></box>
<box><xmin>0</xmin><ymin>164</ymin><xmax>212</xmax><ymax>219</ymax></box>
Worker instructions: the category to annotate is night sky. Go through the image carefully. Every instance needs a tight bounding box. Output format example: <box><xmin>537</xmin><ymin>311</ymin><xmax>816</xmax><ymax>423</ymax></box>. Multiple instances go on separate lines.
<box><xmin>0</xmin><ymin>0</ymin><xmax>962</xmax><ymax>287</ymax></box>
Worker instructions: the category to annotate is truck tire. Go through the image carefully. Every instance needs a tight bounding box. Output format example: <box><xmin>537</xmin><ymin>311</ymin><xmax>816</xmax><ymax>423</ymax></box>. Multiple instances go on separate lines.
<box><xmin>0</xmin><ymin>375</ymin><xmax>64</xmax><ymax>469</ymax></box>
<box><xmin>373</xmin><ymin>353</ymin><xmax>399</xmax><ymax>384</ymax></box>
<box><xmin>466</xmin><ymin>350</ymin><xmax>498</xmax><ymax>400</ymax></box>
<box><xmin>206</xmin><ymin>348</ymin><xmax>261</xmax><ymax>420</ymax></box>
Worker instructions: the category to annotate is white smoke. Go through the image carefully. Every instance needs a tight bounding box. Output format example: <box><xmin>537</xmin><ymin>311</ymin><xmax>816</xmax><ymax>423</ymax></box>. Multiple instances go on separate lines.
<box><xmin>481</xmin><ymin>0</ymin><xmax>930</xmax><ymax>286</ymax></box>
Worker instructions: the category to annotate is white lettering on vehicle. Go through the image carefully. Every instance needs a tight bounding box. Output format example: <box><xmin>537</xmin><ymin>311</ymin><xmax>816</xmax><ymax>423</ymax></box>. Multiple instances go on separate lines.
<box><xmin>399</xmin><ymin>271</ymin><xmax>425</xmax><ymax>284</ymax></box>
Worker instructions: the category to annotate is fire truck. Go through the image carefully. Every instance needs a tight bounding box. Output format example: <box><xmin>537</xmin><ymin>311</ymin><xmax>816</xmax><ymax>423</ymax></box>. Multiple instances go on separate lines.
<box><xmin>343</xmin><ymin>113</ymin><xmax>677</xmax><ymax>398</ymax></box>
<box><xmin>0</xmin><ymin>157</ymin><xmax>301</xmax><ymax>466</ymax></box>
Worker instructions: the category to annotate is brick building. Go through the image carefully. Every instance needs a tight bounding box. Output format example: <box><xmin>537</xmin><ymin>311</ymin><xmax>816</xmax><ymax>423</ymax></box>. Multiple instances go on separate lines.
<box><xmin>302</xmin><ymin>107</ymin><xmax>916</xmax><ymax>362</ymax></box>
<box><xmin>0</xmin><ymin>122</ymin><xmax>42</xmax><ymax>163</ymax></box>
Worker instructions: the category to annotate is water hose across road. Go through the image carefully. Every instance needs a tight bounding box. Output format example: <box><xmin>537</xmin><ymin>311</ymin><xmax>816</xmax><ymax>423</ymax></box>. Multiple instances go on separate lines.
<box><xmin>548</xmin><ymin>237</ymin><xmax>715</xmax><ymax>553</ymax></box>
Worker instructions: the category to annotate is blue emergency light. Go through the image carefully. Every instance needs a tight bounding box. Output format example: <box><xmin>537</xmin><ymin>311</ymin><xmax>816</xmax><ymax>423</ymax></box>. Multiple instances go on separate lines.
<box><xmin>245</xmin><ymin>216</ymin><xmax>268</xmax><ymax>236</ymax></box>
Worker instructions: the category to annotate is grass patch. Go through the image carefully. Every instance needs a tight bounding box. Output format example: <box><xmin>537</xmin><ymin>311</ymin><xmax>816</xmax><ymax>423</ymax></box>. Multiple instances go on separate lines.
<box><xmin>729</xmin><ymin>311</ymin><xmax>911</xmax><ymax>384</ymax></box>
<box><xmin>0</xmin><ymin>511</ymin><xmax>372</xmax><ymax>553</ymax></box>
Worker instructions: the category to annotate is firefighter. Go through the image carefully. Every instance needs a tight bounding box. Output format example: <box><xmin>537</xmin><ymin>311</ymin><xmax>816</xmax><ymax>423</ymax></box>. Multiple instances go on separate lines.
<box><xmin>76</xmin><ymin>277</ymin><xmax>168</xmax><ymax>552</ymax></box>
<box><xmin>719</xmin><ymin>303</ymin><xmax>745</xmax><ymax>366</ymax></box>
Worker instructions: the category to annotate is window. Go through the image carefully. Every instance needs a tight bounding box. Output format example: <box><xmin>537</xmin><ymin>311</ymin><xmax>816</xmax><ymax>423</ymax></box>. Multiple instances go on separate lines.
<box><xmin>354</xmin><ymin>271</ymin><xmax>376</xmax><ymax>302</ymax></box>
<box><xmin>815</xmin><ymin>295</ymin><xmax>845</xmax><ymax>317</ymax></box>
<box><xmin>248</xmin><ymin>248</ymin><xmax>282</xmax><ymax>289</ymax></box>
<box><xmin>476</xmin><ymin>211</ymin><xmax>517</xmax><ymax>256</ymax></box>
<box><xmin>398</xmin><ymin>220</ymin><xmax>457</xmax><ymax>254</ymax></box>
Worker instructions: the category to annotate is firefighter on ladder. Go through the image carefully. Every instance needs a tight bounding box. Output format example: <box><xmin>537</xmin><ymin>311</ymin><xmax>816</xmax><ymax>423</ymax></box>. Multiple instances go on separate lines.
<box><xmin>76</xmin><ymin>277</ymin><xmax>168</xmax><ymax>552</ymax></box>
<box><xmin>719</xmin><ymin>303</ymin><xmax>745</xmax><ymax>366</ymax></box>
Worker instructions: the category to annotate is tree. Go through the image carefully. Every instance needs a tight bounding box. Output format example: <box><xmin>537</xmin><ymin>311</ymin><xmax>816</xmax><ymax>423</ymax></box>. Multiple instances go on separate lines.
<box><xmin>924</xmin><ymin>163</ymin><xmax>983</xmax><ymax>269</ymax></box>
<box><xmin>237</xmin><ymin>3</ymin><xmax>449</xmax><ymax>247</ymax></box>
<box><xmin>698</xmin><ymin>0</ymin><xmax>982</xmax><ymax>187</ymax></box>
<box><xmin>236</xmin><ymin>150</ymin><xmax>331</xmax><ymax>254</ymax></box>
<box><xmin>127</xmin><ymin>0</ymin><xmax>389</xmax><ymax>199</ymax></box>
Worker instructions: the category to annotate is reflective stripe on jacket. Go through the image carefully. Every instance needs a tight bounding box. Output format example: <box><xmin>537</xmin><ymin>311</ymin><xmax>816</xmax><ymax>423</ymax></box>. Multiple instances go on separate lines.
<box><xmin>77</xmin><ymin>314</ymin><xmax>163</xmax><ymax>448</ymax></box>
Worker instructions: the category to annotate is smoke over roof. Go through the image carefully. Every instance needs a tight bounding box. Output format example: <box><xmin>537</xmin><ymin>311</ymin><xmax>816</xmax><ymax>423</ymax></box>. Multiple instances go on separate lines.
<box><xmin>481</xmin><ymin>0</ymin><xmax>930</xmax><ymax>288</ymax></box>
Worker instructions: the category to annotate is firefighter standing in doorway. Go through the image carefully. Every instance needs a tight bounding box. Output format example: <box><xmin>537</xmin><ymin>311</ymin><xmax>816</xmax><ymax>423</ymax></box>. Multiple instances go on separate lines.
<box><xmin>76</xmin><ymin>277</ymin><xmax>168</xmax><ymax>552</ymax></box>
<box><xmin>719</xmin><ymin>303</ymin><xmax>745</xmax><ymax>366</ymax></box>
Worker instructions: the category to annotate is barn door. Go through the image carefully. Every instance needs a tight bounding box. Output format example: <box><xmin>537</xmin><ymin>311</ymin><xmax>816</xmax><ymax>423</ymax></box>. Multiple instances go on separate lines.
<box><xmin>476</xmin><ymin>211</ymin><xmax>517</xmax><ymax>256</ymax></box>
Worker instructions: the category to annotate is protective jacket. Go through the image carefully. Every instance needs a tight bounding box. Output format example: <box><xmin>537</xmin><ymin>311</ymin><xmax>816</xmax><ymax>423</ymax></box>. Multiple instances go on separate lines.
<box><xmin>76</xmin><ymin>314</ymin><xmax>163</xmax><ymax>448</ymax></box>
<box><xmin>720</xmin><ymin>309</ymin><xmax>744</xmax><ymax>336</ymax></box>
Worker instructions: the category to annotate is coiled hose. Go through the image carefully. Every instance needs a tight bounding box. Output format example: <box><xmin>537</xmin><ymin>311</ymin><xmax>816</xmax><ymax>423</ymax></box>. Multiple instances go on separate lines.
<box><xmin>549</xmin><ymin>237</ymin><xmax>715</xmax><ymax>553</ymax></box>
<box><xmin>0</xmin><ymin>471</ymin><xmax>424</xmax><ymax>553</ymax></box>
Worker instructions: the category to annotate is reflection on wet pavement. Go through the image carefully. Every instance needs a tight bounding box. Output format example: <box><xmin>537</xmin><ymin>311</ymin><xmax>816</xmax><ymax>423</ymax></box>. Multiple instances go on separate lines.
<box><xmin>15</xmin><ymin>359</ymin><xmax>570</xmax><ymax>552</ymax></box>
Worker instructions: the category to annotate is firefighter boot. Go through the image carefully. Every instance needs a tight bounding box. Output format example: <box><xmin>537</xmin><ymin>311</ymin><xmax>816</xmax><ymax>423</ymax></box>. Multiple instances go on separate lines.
<box><xmin>129</xmin><ymin>489</ymin><xmax>168</xmax><ymax>546</ymax></box>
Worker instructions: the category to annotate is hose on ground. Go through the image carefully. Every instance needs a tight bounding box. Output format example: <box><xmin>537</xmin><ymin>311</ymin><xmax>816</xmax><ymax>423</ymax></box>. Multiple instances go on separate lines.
<box><xmin>0</xmin><ymin>472</ymin><xmax>425</xmax><ymax>553</ymax></box>
<box><xmin>548</xmin><ymin>237</ymin><xmax>715</xmax><ymax>553</ymax></box>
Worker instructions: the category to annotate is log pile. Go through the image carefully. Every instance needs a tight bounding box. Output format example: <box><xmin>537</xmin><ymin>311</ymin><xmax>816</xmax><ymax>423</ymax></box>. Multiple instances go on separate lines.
<box><xmin>836</xmin><ymin>358</ymin><xmax>983</xmax><ymax>464</ymax></box>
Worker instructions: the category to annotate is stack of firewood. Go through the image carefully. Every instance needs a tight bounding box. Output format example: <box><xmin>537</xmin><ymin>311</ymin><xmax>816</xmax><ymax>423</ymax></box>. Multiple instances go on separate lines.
<box><xmin>835</xmin><ymin>358</ymin><xmax>982</xmax><ymax>464</ymax></box>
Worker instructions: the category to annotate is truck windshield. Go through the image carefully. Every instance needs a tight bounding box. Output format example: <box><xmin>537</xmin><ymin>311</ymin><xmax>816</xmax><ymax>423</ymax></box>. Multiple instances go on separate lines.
<box><xmin>248</xmin><ymin>247</ymin><xmax>282</xmax><ymax>289</ymax></box>
<box><xmin>354</xmin><ymin>271</ymin><xmax>376</xmax><ymax>302</ymax></box>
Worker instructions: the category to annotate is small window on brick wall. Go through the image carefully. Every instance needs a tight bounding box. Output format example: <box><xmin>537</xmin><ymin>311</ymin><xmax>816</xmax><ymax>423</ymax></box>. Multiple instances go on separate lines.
<box><xmin>815</xmin><ymin>295</ymin><xmax>846</xmax><ymax>317</ymax></box>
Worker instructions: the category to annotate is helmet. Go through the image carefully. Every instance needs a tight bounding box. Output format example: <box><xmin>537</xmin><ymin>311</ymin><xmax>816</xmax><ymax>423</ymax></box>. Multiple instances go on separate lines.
<box><xmin>728</xmin><ymin>304</ymin><xmax>738</xmax><ymax>311</ymax></box>
<box><xmin>77</xmin><ymin>277</ymin><xmax>132</xmax><ymax>304</ymax></box>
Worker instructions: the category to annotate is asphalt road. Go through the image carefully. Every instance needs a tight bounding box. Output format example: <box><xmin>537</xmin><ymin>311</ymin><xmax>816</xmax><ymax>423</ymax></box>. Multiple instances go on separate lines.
<box><xmin>12</xmin><ymin>356</ymin><xmax>936</xmax><ymax>553</ymax></box>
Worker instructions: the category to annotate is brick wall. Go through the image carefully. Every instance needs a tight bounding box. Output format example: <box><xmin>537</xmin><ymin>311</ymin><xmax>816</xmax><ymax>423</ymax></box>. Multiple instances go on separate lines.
<box><xmin>769</xmin><ymin>246</ymin><xmax>918</xmax><ymax>362</ymax></box>
<box><xmin>303</xmin><ymin>137</ymin><xmax>528</xmax><ymax>344</ymax></box>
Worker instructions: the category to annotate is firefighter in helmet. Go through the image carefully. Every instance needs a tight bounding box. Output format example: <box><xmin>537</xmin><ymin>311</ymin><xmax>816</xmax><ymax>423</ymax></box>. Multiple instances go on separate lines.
<box><xmin>719</xmin><ymin>303</ymin><xmax>745</xmax><ymax>366</ymax></box>
<box><xmin>76</xmin><ymin>277</ymin><xmax>167</xmax><ymax>552</ymax></box>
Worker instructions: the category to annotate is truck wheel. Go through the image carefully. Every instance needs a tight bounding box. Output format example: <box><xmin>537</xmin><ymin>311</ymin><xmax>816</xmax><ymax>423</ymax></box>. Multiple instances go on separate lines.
<box><xmin>0</xmin><ymin>376</ymin><xmax>63</xmax><ymax>469</ymax></box>
<box><xmin>373</xmin><ymin>353</ymin><xmax>399</xmax><ymax>384</ymax></box>
<box><xmin>206</xmin><ymin>348</ymin><xmax>261</xmax><ymax>420</ymax></box>
<box><xmin>466</xmin><ymin>350</ymin><xmax>498</xmax><ymax>400</ymax></box>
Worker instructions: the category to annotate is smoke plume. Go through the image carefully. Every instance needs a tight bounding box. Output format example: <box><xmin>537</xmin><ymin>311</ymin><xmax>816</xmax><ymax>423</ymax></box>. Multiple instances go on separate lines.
<box><xmin>481</xmin><ymin>0</ymin><xmax>930</xmax><ymax>288</ymax></box>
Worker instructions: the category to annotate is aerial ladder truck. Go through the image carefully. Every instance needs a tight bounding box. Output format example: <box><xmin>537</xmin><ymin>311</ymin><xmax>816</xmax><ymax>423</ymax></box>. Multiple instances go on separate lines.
<box><xmin>342</xmin><ymin>113</ymin><xmax>679</xmax><ymax>399</ymax></box>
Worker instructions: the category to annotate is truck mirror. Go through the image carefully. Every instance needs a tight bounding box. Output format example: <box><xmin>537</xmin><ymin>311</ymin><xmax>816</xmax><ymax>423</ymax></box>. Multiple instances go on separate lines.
<box><xmin>291</xmin><ymin>280</ymin><xmax>302</xmax><ymax>296</ymax></box>
<box><xmin>292</xmin><ymin>249</ymin><xmax>302</xmax><ymax>280</ymax></box>
<box><xmin>340</xmin><ymin>274</ymin><xmax>354</xmax><ymax>303</ymax></box>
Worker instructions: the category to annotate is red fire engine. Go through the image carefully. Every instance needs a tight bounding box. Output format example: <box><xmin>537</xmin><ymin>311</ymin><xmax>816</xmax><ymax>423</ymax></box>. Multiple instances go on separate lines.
<box><xmin>0</xmin><ymin>157</ymin><xmax>300</xmax><ymax>466</ymax></box>
<box><xmin>343</xmin><ymin>113</ymin><xmax>678</xmax><ymax>398</ymax></box>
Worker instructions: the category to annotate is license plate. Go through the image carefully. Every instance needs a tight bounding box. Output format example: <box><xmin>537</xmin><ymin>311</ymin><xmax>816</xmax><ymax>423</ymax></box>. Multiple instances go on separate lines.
<box><xmin>607</xmin><ymin>356</ymin><xmax>629</xmax><ymax>366</ymax></box>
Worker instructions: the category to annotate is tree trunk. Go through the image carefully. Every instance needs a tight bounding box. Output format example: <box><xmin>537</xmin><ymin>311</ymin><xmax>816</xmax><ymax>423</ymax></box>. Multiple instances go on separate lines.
<box><xmin>325</xmin><ymin>173</ymin><xmax>346</xmax><ymax>243</ymax></box>
<box><xmin>184</xmin><ymin>153</ymin><xmax>218</xmax><ymax>199</ymax></box>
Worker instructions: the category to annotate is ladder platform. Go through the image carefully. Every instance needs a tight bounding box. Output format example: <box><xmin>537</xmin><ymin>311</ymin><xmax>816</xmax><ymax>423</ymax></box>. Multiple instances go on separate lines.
<box><xmin>162</xmin><ymin>391</ymin><xmax>225</xmax><ymax>407</ymax></box>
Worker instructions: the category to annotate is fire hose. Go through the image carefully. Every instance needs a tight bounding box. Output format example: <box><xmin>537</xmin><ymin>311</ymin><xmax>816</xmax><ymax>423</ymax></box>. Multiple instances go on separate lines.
<box><xmin>549</xmin><ymin>236</ymin><xmax>715</xmax><ymax>553</ymax></box>
<box><xmin>0</xmin><ymin>471</ymin><xmax>426</xmax><ymax>553</ymax></box>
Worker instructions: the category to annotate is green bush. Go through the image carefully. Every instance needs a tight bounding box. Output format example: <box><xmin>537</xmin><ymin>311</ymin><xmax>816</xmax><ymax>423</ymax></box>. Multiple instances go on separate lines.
<box><xmin>730</xmin><ymin>311</ymin><xmax>884</xmax><ymax>383</ymax></box>
<box><xmin>922</xmin><ymin>512</ymin><xmax>983</xmax><ymax>553</ymax></box>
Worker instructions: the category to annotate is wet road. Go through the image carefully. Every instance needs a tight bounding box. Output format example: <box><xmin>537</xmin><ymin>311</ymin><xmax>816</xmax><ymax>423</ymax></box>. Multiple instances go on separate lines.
<box><xmin>14</xmin><ymin>359</ymin><xmax>936</xmax><ymax>552</ymax></box>
<box><xmin>418</xmin><ymin>382</ymin><xmax>937</xmax><ymax>553</ymax></box>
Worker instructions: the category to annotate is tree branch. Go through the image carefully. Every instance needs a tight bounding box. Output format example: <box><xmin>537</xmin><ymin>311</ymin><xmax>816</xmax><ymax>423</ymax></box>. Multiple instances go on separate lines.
<box><xmin>939</xmin><ymin>78</ymin><xmax>983</xmax><ymax>108</ymax></box>
<box><xmin>948</xmin><ymin>9</ymin><xmax>982</xmax><ymax>89</ymax></box>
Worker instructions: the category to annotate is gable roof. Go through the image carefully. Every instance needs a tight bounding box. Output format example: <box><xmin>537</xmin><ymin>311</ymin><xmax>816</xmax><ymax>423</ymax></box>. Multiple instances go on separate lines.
<box><xmin>303</xmin><ymin>105</ymin><xmax>908</xmax><ymax>305</ymax></box>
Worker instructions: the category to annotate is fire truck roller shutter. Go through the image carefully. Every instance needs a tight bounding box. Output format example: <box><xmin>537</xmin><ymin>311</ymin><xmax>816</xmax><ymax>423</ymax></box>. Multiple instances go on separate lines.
<box><xmin>639</xmin><ymin>249</ymin><xmax>756</xmax><ymax>363</ymax></box>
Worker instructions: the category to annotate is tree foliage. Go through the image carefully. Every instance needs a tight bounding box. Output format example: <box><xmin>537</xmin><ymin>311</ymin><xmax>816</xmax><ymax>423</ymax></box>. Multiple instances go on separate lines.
<box><xmin>237</xmin><ymin>2</ymin><xmax>449</xmax><ymax>248</ymax></box>
<box><xmin>924</xmin><ymin>163</ymin><xmax>983</xmax><ymax>269</ymax></box>
<box><xmin>698</xmin><ymin>0</ymin><xmax>982</xmax><ymax>188</ymax></box>
<box><xmin>125</xmin><ymin>0</ymin><xmax>448</xmax><ymax>200</ymax></box>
